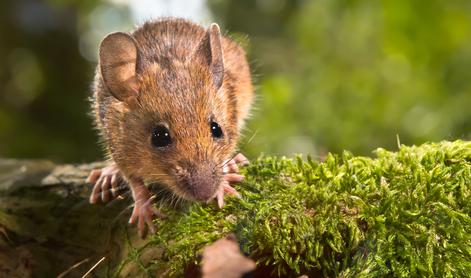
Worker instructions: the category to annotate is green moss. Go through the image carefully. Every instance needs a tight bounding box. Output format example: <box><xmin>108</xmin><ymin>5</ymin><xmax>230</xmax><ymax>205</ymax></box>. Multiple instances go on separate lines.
<box><xmin>120</xmin><ymin>140</ymin><xmax>471</xmax><ymax>277</ymax></box>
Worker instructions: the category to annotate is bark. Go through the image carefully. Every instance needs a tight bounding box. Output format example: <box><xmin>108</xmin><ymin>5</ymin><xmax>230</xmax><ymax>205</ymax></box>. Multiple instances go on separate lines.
<box><xmin>0</xmin><ymin>159</ymin><xmax>143</xmax><ymax>278</ymax></box>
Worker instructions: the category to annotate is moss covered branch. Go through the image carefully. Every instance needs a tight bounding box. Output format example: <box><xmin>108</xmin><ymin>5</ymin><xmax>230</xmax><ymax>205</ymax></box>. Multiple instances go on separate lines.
<box><xmin>0</xmin><ymin>140</ymin><xmax>470</xmax><ymax>277</ymax></box>
<box><xmin>126</xmin><ymin>140</ymin><xmax>471</xmax><ymax>277</ymax></box>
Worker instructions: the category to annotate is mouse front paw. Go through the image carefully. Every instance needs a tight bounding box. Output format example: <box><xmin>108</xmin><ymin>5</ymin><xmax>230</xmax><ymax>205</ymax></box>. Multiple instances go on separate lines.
<box><xmin>223</xmin><ymin>153</ymin><xmax>249</xmax><ymax>184</ymax></box>
<box><xmin>223</xmin><ymin>153</ymin><xmax>249</xmax><ymax>175</ymax></box>
<box><xmin>216</xmin><ymin>153</ymin><xmax>250</xmax><ymax>208</ymax></box>
<box><xmin>87</xmin><ymin>163</ymin><xmax>126</xmax><ymax>204</ymax></box>
<box><xmin>129</xmin><ymin>194</ymin><xmax>165</xmax><ymax>238</ymax></box>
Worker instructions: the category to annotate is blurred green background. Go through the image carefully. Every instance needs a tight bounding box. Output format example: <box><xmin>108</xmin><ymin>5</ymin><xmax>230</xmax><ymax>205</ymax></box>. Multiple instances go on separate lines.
<box><xmin>0</xmin><ymin>0</ymin><xmax>470</xmax><ymax>163</ymax></box>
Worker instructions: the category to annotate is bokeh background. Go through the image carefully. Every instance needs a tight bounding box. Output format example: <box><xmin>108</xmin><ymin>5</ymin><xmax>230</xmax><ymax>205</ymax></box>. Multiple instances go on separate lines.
<box><xmin>0</xmin><ymin>0</ymin><xmax>470</xmax><ymax>163</ymax></box>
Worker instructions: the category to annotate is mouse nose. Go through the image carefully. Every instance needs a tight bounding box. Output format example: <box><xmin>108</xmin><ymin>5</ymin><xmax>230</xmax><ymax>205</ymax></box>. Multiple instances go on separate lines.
<box><xmin>189</xmin><ymin>171</ymin><xmax>217</xmax><ymax>201</ymax></box>
<box><xmin>181</xmin><ymin>162</ymin><xmax>220</xmax><ymax>201</ymax></box>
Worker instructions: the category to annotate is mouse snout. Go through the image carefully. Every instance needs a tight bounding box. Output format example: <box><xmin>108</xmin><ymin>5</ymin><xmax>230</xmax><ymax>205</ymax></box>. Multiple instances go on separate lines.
<box><xmin>178</xmin><ymin>162</ymin><xmax>220</xmax><ymax>201</ymax></box>
<box><xmin>189</xmin><ymin>170</ymin><xmax>217</xmax><ymax>201</ymax></box>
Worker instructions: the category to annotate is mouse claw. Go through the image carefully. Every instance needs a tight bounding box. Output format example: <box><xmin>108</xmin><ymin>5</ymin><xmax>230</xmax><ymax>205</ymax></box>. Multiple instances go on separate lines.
<box><xmin>224</xmin><ymin>159</ymin><xmax>239</xmax><ymax>174</ymax></box>
<box><xmin>87</xmin><ymin>163</ymin><xmax>124</xmax><ymax>204</ymax></box>
<box><xmin>215</xmin><ymin>181</ymin><xmax>241</xmax><ymax>208</ymax></box>
<box><xmin>86</xmin><ymin>169</ymin><xmax>102</xmax><ymax>184</ymax></box>
<box><xmin>223</xmin><ymin>153</ymin><xmax>250</xmax><ymax>174</ymax></box>
<box><xmin>224</xmin><ymin>173</ymin><xmax>245</xmax><ymax>183</ymax></box>
<box><xmin>223</xmin><ymin>182</ymin><xmax>241</xmax><ymax>198</ymax></box>
<box><xmin>129</xmin><ymin>193</ymin><xmax>164</xmax><ymax>238</ymax></box>
<box><xmin>233</xmin><ymin>153</ymin><xmax>249</xmax><ymax>166</ymax></box>
<box><xmin>216</xmin><ymin>187</ymin><xmax>225</xmax><ymax>208</ymax></box>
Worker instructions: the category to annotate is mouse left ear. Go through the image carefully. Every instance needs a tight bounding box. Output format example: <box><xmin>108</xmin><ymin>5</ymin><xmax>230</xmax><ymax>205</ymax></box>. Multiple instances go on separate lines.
<box><xmin>99</xmin><ymin>32</ymin><xmax>140</xmax><ymax>103</ymax></box>
<box><xmin>191</xmin><ymin>23</ymin><xmax>224</xmax><ymax>89</ymax></box>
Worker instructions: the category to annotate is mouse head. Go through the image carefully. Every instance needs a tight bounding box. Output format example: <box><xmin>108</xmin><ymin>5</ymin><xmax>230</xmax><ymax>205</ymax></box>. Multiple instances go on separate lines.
<box><xmin>99</xmin><ymin>23</ymin><xmax>239</xmax><ymax>202</ymax></box>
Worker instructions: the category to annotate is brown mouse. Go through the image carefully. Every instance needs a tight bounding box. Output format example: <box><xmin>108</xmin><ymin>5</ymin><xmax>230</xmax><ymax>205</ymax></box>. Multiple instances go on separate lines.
<box><xmin>86</xmin><ymin>18</ymin><xmax>253</xmax><ymax>237</ymax></box>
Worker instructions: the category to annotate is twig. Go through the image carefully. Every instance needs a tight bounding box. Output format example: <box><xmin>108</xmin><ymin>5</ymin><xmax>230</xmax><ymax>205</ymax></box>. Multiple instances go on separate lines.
<box><xmin>81</xmin><ymin>256</ymin><xmax>106</xmax><ymax>278</ymax></box>
<box><xmin>57</xmin><ymin>257</ymin><xmax>90</xmax><ymax>278</ymax></box>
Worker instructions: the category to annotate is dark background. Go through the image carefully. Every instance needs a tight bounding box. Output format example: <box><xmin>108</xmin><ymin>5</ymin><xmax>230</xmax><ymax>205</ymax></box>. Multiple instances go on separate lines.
<box><xmin>0</xmin><ymin>0</ymin><xmax>470</xmax><ymax>163</ymax></box>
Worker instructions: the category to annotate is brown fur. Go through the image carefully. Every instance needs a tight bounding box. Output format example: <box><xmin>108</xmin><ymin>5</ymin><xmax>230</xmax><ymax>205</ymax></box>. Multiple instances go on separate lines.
<box><xmin>91</xmin><ymin>18</ymin><xmax>253</xmax><ymax>201</ymax></box>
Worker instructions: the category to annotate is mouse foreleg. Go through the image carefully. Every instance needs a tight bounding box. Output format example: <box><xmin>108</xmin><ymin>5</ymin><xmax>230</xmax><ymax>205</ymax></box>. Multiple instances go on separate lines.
<box><xmin>128</xmin><ymin>178</ymin><xmax>165</xmax><ymax>238</ymax></box>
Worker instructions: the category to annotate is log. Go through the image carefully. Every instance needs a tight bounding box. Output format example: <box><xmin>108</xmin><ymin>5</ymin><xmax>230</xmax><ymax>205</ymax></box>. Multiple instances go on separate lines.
<box><xmin>0</xmin><ymin>160</ymin><xmax>142</xmax><ymax>277</ymax></box>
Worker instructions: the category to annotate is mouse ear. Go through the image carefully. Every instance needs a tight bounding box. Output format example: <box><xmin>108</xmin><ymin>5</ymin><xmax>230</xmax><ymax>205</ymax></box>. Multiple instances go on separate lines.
<box><xmin>191</xmin><ymin>23</ymin><xmax>224</xmax><ymax>89</ymax></box>
<box><xmin>99</xmin><ymin>32</ymin><xmax>140</xmax><ymax>102</ymax></box>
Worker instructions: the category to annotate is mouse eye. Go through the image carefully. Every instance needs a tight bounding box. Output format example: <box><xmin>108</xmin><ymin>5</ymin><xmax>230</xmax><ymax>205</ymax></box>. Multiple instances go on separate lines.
<box><xmin>152</xmin><ymin>125</ymin><xmax>172</xmax><ymax>148</ymax></box>
<box><xmin>210</xmin><ymin>121</ymin><xmax>223</xmax><ymax>139</ymax></box>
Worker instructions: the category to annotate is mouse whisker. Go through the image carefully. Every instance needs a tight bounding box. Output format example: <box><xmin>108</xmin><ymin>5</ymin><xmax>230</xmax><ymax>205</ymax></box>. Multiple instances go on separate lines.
<box><xmin>213</xmin><ymin>128</ymin><xmax>259</xmax><ymax>171</ymax></box>
<box><xmin>175</xmin><ymin>195</ymin><xmax>183</xmax><ymax>209</ymax></box>
<box><xmin>167</xmin><ymin>193</ymin><xmax>175</xmax><ymax>209</ymax></box>
<box><xmin>172</xmin><ymin>192</ymin><xmax>185</xmax><ymax>209</ymax></box>
<box><xmin>171</xmin><ymin>194</ymin><xmax>178</xmax><ymax>205</ymax></box>
<box><xmin>104</xmin><ymin>191</ymin><xmax>132</xmax><ymax>208</ymax></box>
<box><xmin>240</xmin><ymin>128</ymin><xmax>259</xmax><ymax>147</ymax></box>
<box><xmin>115</xmin><ymin>198</ymin><xmax>135</xmax><ymax>218</ymax></box>
<box><xmin>214</xmin><ymin>128</ymin><xmax>258</xmax><ymax>170</ymax></box>
<box><xmin>214</xmin><ymin>153</ymin><xmax>250</xmax><ymax>171</ymax></box>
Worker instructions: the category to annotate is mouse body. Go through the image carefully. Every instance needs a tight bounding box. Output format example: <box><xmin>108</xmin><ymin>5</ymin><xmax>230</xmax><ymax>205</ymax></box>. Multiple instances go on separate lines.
<box><xmin>87</xmin><ymin>18</ymin><xmax>253</xmax><ymax>237</ymax></box>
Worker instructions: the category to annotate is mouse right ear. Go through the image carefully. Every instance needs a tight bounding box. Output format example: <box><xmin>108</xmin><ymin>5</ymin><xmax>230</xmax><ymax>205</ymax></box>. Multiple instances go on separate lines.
<box><xmin>190</xmin><ymin>23</ymin><xmax>225</xmax><ymax>90</ymax></box>
<box><xmin>99</xmin><ymin>32</ymin><xmax>140</xmax><ymax>102</ymax></box>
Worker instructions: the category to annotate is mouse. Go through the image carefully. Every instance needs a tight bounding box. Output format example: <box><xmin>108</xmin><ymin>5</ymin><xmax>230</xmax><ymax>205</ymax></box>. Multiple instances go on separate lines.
<box><xmin>86</xmin><ymin>18</ymin><xmax>253</xmax><ymax>238</ymax></box>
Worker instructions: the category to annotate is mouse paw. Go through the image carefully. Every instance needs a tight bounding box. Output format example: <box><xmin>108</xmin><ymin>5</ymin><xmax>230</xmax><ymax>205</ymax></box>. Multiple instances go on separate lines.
<box><xmin>129</xmin><ymin>193</ymin><xmax>165</xmax><ymax>238</ymax></box>
<box><xmin>215</xmin><ymin>181</ymin><xmax>241</xmax><ymax>208</ymax></box>
<box><xmin>216</xmin><ymin>153</ymin><xmax>249</xmax><ymax>208</ymax></box>
<box><xmin>87</xmin><ymin>163</ymin><xmax>125</xmax><ymax>204</ymax></box>
<box><xmin>223</xmin><ymin>153</ymin><xmax>249</xmax><ymax>174</ymax></box>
